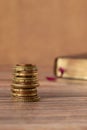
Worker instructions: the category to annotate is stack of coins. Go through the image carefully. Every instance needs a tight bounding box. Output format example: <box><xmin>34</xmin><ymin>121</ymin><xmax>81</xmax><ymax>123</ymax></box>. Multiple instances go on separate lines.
<box><xmin>11</xmin><ymin>64</ymin><xmax>40</xmax><ymax>102</ymax></box>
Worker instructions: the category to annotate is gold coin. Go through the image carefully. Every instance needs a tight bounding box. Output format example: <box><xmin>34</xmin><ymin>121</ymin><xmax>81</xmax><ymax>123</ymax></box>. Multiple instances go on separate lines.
<box><xmin>11</xmin><ymin>85</ymin><xmax>39</xmax><ymax>89</ymax></box>
<box><xmin>11</xmin><ymin>88</ymin><xmax>37</xmax><ymax>92</ymax></box>
<box><xmin>11</xmin><ymin>86</ymin><xmax>36</xmax><ymax>90</ymax></box>
<box><xmin>12</xmin><ymin>95</ymin><xmax>40</xmax><ymax>102</ymax></box>
<box><xmin>11</xmin><ymin>89</ymin><xmax>37</xmax><ymax>94</ymax></box>
<box><xmin>12</xmin><ymin>92</ymin><xmax>37</xmax><ymax>97</ymax></box>
<box><xmin>13</xmin><ymin>76</ymin><xmax>38</xmax><ymax>80</ymax></box>
<box><xmin>11</xmin><ymin>88</ymin><xmax>37</xmax><ymax>95</ymax></box>
<box><xmin>13</xmin><ymin>77</ymin><xmax>38</xmax><ymax>82</ymax></box>
<box><xmin>13</xmin><ymin>72</ymin><xmax>38</xmax><ymax>76</ymax></box>
<box><xmin>13</xmin><ymin>76</ymin><xmax>37</xmax><ymax>81</ymax></box>
<box><xmin>12</xmin><ymin>82</ymin><xmax>39</xmax><ymax>86</ymax></box>
<box><xmin>13</xmin><ymin>64</ymin><xmax>37</xmax><ymax>72</ymax></box>
<box><xmin>13</xmin><ymin>80</ymin><xmax>38</xmax><ymax>85</ymax></box>
<box><xmin>11</xmin><ymin>86</ymin><xmax>37</xmax><ymax>89</ymax></box>
<box><xmin>12</xmin><ymin>82</ymin><xmax>39</xmax><ymax>88</ymax></box>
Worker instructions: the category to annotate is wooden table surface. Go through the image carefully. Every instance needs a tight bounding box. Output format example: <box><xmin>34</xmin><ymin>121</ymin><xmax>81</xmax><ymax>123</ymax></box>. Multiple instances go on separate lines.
<box><xmin>0</xmin><ymin>66</ymin><xmax>87</xmax><ymax>130</ymax></box>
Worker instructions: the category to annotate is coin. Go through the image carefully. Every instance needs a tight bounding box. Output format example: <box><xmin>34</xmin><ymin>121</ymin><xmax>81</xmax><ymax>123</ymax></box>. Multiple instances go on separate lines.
<box><xmin>12</xmin><ymin>79</ymin><xmax>38</xmax><ymax>85</ymax></box>
<box><xmin>11</xmin><ymin>64</ymin><xmax>40</xmax><ymax>102</ymax></box>
<box><xmin>13</xmin><ymin>76</ymin><xmax>38</xmax><ymax>82</ymax></box>
<box><xmin>12</xmin><ymin>92</ymin><xmax>37</xmax><ymax>97</ymax></box>
<box><xmin>13</xmin><ymin>64</ymin><xmax>37</xmax><ymax>72</ymax></box>
<box><xmin>11</xmin><ymin>83</ymin><xmax>39</xmax><ymax>88</ymax></box>
<box><xmin>12</xmin><ymin>95</ymin><xmax>40</xmax><ymax>102</ymax></box>
<box><xmin>11</xmin><ymin>88</ymin><xmax>37</xmax><ymax>95</ymax></box>
<box><xmin>13</xmin><ymin>72</ymin><xmax>38</xmax><ymax>77</ymax></box>
<box><xmin>11</xmin><ymin>88</ymin><xmax>37</xmax><ymax>92</ymax></box>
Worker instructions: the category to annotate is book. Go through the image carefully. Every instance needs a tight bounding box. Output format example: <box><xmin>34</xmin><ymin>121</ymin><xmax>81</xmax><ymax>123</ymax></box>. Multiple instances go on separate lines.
<box><xmin>54</xmin><ymin>56</ymin><xmax>87</xmax><ymax>80</ymax></box>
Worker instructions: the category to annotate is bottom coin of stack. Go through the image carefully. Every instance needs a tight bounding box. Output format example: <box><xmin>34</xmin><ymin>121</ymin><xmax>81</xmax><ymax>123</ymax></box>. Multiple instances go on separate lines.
<box><xmin>11</xmin><ymin>64</ymin><xmax>40</xmax><ymax>102</ymax></box>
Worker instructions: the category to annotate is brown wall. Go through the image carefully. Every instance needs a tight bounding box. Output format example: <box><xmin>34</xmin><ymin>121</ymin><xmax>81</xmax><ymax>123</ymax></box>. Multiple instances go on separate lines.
<box><xmin>0</xmin><ymin>0</ymin><xmax>87</xmax><ymax>66</ymax></box>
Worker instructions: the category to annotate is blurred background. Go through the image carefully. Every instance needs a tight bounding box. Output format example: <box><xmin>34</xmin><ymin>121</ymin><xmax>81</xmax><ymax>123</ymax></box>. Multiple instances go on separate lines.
<box><xmin>0</xmin><ymin>0</ymin><xmax>87</xmax><ymax>66</ymax></box>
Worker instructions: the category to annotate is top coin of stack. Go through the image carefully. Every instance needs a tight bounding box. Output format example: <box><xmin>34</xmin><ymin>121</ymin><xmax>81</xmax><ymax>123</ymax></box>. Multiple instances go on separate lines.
<box><xmin>11</xmin><ymin>64</ymin><xmax>40</xmax><ymax>102</ymax></box>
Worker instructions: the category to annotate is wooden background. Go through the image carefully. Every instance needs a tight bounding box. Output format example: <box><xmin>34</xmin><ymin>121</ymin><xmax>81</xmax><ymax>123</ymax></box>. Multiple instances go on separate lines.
<box><xmin>0</xmin><ymin>0</ymin><xmax>87</xmax><ymax>66</ymax></box>
<box><xmin>0</xmin><ymin>66</ymin><xmax>87</xmax><ymax>129</ymax></box>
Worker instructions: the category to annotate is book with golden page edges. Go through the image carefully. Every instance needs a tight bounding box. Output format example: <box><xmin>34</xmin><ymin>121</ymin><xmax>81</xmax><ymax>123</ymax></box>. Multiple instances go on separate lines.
<box><xmin>54</xmin><ymin>55</ymin><xmax>87</xmax><ymax>80</ymax></box>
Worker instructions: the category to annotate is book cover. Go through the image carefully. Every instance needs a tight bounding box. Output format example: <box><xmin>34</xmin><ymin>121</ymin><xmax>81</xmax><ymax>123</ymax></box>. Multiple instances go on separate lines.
<box><xmin>54</xmin><ymin>54</ymin><xmax>87</xmax><ymax>80</ymax></box>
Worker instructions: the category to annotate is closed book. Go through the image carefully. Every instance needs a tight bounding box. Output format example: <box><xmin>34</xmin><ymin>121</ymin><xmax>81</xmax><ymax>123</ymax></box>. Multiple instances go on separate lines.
<box><xmin>54</xmin><ymin>56</ymin><xmax>87</xmax><ymax>80</ymax></box>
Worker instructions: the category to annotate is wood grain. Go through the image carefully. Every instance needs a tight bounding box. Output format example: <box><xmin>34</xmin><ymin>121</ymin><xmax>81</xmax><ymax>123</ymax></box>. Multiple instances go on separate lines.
<box><xmin>0</xmin><ymin>66</ymin><xmax>87</xmax><ymax>129</ymax></box>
